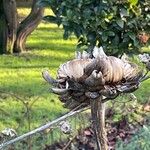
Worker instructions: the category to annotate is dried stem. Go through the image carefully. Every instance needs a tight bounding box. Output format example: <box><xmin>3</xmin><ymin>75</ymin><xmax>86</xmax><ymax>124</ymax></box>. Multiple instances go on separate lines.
<box><xmin>90</xmin><ymin>97</ymin><xmax>108</xmax><ymax>150</ymax></box>
<box><xmin>62</xmin><ymin>135</ymin><xmax>76</xmax><ymax>150</ymax></box>
<box><xmin>98</xmin><ymin>99</ymin><xmax>108</xmax><ymax>150</ymax></box>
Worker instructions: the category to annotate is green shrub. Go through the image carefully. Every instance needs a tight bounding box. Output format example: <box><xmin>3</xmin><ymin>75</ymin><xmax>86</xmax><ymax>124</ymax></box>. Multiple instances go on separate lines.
<box><xmin>39</xmin><ymin>0</ymin><xmax>150</xmax><ymax>56</ymax></box>
<box><xmin>116</xmin><ymin>125</ymin><xmax>150</xmax><ymax>150</ymax></box>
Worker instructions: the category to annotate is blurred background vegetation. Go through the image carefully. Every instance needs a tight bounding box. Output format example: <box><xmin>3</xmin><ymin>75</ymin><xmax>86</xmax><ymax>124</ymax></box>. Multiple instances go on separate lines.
<box><xmin>0</xmin><ymin>0</ymin><xmax>149</xmax><ymax>149</ymax></box>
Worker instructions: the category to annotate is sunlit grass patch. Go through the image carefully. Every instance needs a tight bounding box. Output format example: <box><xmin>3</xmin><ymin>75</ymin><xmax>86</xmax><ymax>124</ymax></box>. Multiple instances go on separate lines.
<box><xmin>0</xmin><ymin>7</ymin><xmax>77</xmax><ymax>135</ymax></box>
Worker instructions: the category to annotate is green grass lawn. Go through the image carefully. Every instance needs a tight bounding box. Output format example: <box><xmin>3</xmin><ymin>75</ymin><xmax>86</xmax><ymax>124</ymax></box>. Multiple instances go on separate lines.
<box><xmin>0</xmin><ymin>7</ymin><xmax>150</xmax><ymax>149</ymax></box>
<box><xmin>0</xmin><ymin>8</ymin><xmax>77</xmax><ymax>132</ymax></box>
<box><xmin>0</xmin><ymin>18</ymin><xmax>79</xmax><ymax>148</ymax></box>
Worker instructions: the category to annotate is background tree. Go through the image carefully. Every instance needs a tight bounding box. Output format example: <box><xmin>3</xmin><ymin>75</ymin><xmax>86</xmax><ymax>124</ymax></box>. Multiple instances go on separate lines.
<box><xmin>40</xmin><ymin>0</ymin><xmax>149</xmax><ymax>56</ymax></box>
<box><xmin>0</xmin><ymin>0</ymin><xmax>44</xmax><ymax>54</ymax></box>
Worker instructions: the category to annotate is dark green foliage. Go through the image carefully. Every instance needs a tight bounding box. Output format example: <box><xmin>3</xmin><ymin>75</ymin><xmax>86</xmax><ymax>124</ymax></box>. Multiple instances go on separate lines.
<box><xmin>39</xmin><ymin>0</ymin><xmax>150</xmax><ymax>56</ymax></box>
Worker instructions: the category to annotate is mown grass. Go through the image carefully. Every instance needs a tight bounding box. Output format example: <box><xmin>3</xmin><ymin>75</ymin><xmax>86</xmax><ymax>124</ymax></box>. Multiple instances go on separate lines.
<box><xmin>0</xmin><ymin>7</ymin><xmax>150</xmax><ymax>149</ymax></box>
<box><xmin>0</xmin><ymin>8</ymin><xmax>77</xmax><ymax>133</ymax></box>
<box><xmin>0</xmin><ymin>10</ymin><xmax>79</xmax><ymax>147</ymax></box>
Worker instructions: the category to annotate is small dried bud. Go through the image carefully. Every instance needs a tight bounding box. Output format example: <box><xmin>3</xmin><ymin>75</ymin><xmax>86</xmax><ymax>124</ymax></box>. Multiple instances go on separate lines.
<box><xmin>59</xmin><ymin>121</ymin><xmax>71</xmax><ymax>134</ymax></box>
<box><xmin>139</xmin><ymin>53</ymin><xmax>150</xmax><ymax>63</ymax></box>
<box><xmin>1</xmin><ymin>128</ymin><xmax>17</xmax><ymax>138</ymax></box>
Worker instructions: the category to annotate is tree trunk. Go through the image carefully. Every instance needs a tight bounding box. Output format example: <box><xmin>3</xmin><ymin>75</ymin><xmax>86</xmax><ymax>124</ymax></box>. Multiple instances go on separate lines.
<box><xmin>91</xmin><ymin>97</ymin><xmax>108</xmax><ymax>150</ymax></box>
<box><xmin>14</xmin><ymin>0</ymin><xmax>44</xmax><ymax>53</ymax></box>
<box><xmin>0</xmin><ymin>0</ymin><xmax>44</xmax><ymax>54</ymax></box>
<box><xmin>0</xmin><ymin>0</ymin><xmax>17</xmax><ymax>54</ymax></box>
<box><xmin>0</xmin><ymin>0</ymin><xmax>6</xmax><ymax>54</ymax></box>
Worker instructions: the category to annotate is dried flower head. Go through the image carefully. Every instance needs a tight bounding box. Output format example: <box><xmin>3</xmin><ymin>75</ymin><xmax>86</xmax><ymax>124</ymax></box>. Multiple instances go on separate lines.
<box><xmin>43</xmin><ymin>47</ymin><xmax>147</xmax><ymax>110</ymax></box>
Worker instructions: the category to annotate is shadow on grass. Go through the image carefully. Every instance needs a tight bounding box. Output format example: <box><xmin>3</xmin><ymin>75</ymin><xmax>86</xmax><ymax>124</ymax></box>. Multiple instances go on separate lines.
<box><xmin>0</xmin><ymin>49</ymin><xmax>74</xmax><ymax>69</ymax></box>
<box><xmin>0</xmin><ymin>64</ymin><xmax>59</xmax><ymax>69</ymax></box>
<box><xmin>29</xmin><ymin>25</ymin><xmax>76</xmax><ymax>42</ymax></box>
<box><xmin>26</xmin><ymin>27</ymin><xmax>77</xmax><ymax>54</ymax></box>
<box><xmin>26</xmin><ymin>42</ymin><xmax>76</xmax><ymax>52</ymax></box>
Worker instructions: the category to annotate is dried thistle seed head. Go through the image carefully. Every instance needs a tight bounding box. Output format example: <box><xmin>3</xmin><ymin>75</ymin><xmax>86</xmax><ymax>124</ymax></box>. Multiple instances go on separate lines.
<box><xmin>43</xmin><ymin>47</ymin><xmax>144</xmax><ymax>109</ymax></box>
